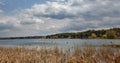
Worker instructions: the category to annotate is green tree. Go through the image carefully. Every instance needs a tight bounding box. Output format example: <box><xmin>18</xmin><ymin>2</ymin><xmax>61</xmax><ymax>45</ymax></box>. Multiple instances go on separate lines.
<box><xmin>90</xmin><ymin>33</ymin><xmax>97</xmax><ymax>39</ymax></box>
<box><xmin>101</xmin><ymin>34</ymin><xmax>107</xmax><ymax>39</ymax></box>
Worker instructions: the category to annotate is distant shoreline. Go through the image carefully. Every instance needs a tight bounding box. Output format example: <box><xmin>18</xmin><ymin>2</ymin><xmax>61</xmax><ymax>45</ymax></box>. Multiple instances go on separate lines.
<box><xmin>0</xmin><ymin>27</ymin><xmax>120</xmax><ymax>39</ymax></box>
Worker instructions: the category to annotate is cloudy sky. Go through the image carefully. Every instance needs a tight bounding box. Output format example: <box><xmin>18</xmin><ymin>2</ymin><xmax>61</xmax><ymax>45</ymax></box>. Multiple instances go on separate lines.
<box><xmin>0</xmin><ymin>0</ymin><xmax>120</xmax><ymax>37</ymax></box>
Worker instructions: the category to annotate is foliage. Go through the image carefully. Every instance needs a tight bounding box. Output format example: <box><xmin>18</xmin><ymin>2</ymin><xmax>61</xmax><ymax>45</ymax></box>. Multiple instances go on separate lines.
<box><xmin>101</xmin><ymin>34</ymin><xmax>107</xmax><ymax>39</ymax></box>
<box><xmin>90</xmin><ymin>33</ymin><xmax>97</xmax><ymax>39</ymax></box>
<box><xmin>0</xmin><ymin>27</ymin><xmax>120</xmax><ymax>39</ymax></box>
<box><xmin>46</xmin><ymin>27</ymin><xmax>120</xmax><ymax>39</ymax></box>
<box><xmin>106</xmin><ymin>30</ymin><xmax>117</xmax><ymax>39</ymax></box>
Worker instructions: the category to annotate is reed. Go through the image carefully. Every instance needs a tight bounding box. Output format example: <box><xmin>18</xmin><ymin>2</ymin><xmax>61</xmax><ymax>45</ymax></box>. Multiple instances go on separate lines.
<box><xmin>0</xmin><ymin>45</ymin><xmax>120</xmax><ymax>63</ymax></box>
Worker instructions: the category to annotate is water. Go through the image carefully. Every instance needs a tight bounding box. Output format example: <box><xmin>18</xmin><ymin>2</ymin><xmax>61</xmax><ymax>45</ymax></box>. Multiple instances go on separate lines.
<box><xmin>0</xmin><ymin>39</ymin><xmax>120</xmax><ymax>50</ymax></box>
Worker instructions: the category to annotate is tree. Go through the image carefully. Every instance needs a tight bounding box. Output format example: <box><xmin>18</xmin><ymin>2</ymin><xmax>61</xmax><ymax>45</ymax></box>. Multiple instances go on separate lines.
<box><xmin>101</xmin><ymin>34</ymin><xmax>107</xmax><ymax>39</ymax></box>
<box><xmin>90</xmin><ymin>33</ymin><xmax>97</xmax><ymax>39</ymax></box>
<box><xmin>52</xmin><ymin>35</ymin><xmax>58</xmax><ymax>39</ymax></box>
<box><xmin>106</xmin><ymin>30</ymin><xmax>117</xmax><ymax>39</ymax></box>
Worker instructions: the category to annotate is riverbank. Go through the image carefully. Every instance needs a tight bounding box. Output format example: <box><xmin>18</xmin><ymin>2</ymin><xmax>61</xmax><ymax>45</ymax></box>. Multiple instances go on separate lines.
<box><xmin>0</xmin><ymin>46</ymin><xmax>120</xmax><ymax>63</ymax></box>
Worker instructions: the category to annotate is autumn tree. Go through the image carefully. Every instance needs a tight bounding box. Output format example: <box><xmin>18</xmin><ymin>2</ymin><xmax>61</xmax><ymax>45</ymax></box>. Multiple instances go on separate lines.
<box><xmin>90</xmin><ymin>33</ymin><xmax>97</xmax><ymax>39</ymax></box>
<box><xmin>106</xmin><ymin>30</ymin><xmax>117</xmax><ymax>39</ymax></box>
<box><xmin>101</xmin><ymin>34</ymin><xmax>107</xmax><ymax>39</ymax></box>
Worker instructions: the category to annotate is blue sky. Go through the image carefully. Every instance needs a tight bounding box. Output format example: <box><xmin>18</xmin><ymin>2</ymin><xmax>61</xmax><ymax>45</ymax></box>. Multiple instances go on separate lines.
<box><xmin>0</xmin><ymin>0</ymin><xmax>45</xmax><ymax>15</ymax></box>
<box><xmin>0</xmin><ymin>0</ymin><xmax>120</xmax><ymax>37</ymax></box>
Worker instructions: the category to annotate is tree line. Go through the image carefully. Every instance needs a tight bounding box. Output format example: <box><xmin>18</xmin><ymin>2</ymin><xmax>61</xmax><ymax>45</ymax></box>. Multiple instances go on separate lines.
<box><xmin>0</xmin><ymin>28</ymin><xmax>120</xmax><ymax>39</ymax></box>
<box><xmin>46</xmin><ymin>28</ymin><xmax>120</xmax><ymax>39</ymax></box>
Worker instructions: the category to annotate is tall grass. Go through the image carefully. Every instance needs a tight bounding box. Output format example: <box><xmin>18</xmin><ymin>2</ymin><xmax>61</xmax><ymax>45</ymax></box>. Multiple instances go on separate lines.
<box><xmin>0</xmin><ymin>45</ymin><xmax>120</xmax><ymax>63</ymax></box>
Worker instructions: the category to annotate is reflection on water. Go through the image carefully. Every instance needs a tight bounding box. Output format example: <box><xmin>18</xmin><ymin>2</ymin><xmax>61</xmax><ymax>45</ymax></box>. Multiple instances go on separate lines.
<box><xmin>0</xmin><ymin>39</ymin><xmax>120</xmax><ymax>49</ymax></box>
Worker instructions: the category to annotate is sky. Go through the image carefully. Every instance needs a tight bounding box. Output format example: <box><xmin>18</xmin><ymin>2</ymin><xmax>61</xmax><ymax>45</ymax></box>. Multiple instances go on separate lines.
<box><xmin>0</xmin><ymin>0</ymin><xmax>120</xmax><ymax>37</ymax></box>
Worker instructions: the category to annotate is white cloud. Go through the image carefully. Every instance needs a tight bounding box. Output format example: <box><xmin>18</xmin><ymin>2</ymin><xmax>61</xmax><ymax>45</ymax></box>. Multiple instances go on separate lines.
<box><xmin>33</xmin><ymin>18</ymin><xmax>44</xmax><ymax>23</ymax></box>
<box><xmin>0</xmin><ymin>0</ymin><xmax>120</xmax><ymax>37</ymax></box>
<box><xmin>0</xmin><ymin>10</ymin><xmax>3</xmax><ymax>13</ymax></box>
<box><xmin>22</xmin><ymin>0</ymin><xmax>95</xmax><ymax>19</ymax></box>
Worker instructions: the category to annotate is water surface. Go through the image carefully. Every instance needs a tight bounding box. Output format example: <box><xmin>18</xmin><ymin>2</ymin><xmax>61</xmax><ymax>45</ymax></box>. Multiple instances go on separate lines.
<box><xmin>0</xmin><ymin>39</ymin><xmax>119</xmax><ymax>50</ymax></box>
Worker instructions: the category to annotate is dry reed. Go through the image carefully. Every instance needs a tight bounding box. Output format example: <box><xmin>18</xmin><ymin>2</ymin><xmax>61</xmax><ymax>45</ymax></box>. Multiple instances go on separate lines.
<box><xmin>0</xmin><ymin>45</ymin><xmax>120</xmax><ymax>63</ymax></box>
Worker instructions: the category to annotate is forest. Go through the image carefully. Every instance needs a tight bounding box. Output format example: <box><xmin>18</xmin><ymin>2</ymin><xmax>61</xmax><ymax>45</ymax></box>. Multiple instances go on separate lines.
<box><xmin>46</xmin><ymin>28</ymin><xmax>120</xmax><ymax>39</ymax></box>
<box><xmin>0</xmin><ymin>28</ymin><xmax>120</xmax><ymax>39</ymax></box>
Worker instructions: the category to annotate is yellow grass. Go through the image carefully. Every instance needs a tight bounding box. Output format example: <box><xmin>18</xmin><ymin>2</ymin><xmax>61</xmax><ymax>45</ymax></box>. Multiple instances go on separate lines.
<box><xmin>0</xmin><ymin>46</ymin><xmax>120</xmax><ymax>63</ymax></box>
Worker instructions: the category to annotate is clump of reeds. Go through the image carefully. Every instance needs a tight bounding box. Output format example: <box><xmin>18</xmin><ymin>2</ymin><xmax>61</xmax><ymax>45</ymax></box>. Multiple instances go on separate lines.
<box><xmin>0</xmin><ymin>45</ymin><xmax>120</xmax><ymax>63</ymax></box>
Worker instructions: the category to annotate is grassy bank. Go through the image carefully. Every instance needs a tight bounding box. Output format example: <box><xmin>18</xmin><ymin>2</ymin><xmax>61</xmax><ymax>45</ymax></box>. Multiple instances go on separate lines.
<box><xmin>0</xmin><ymin>46</ymin><xmax>120</xmax><ymax>63</ymax></box>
